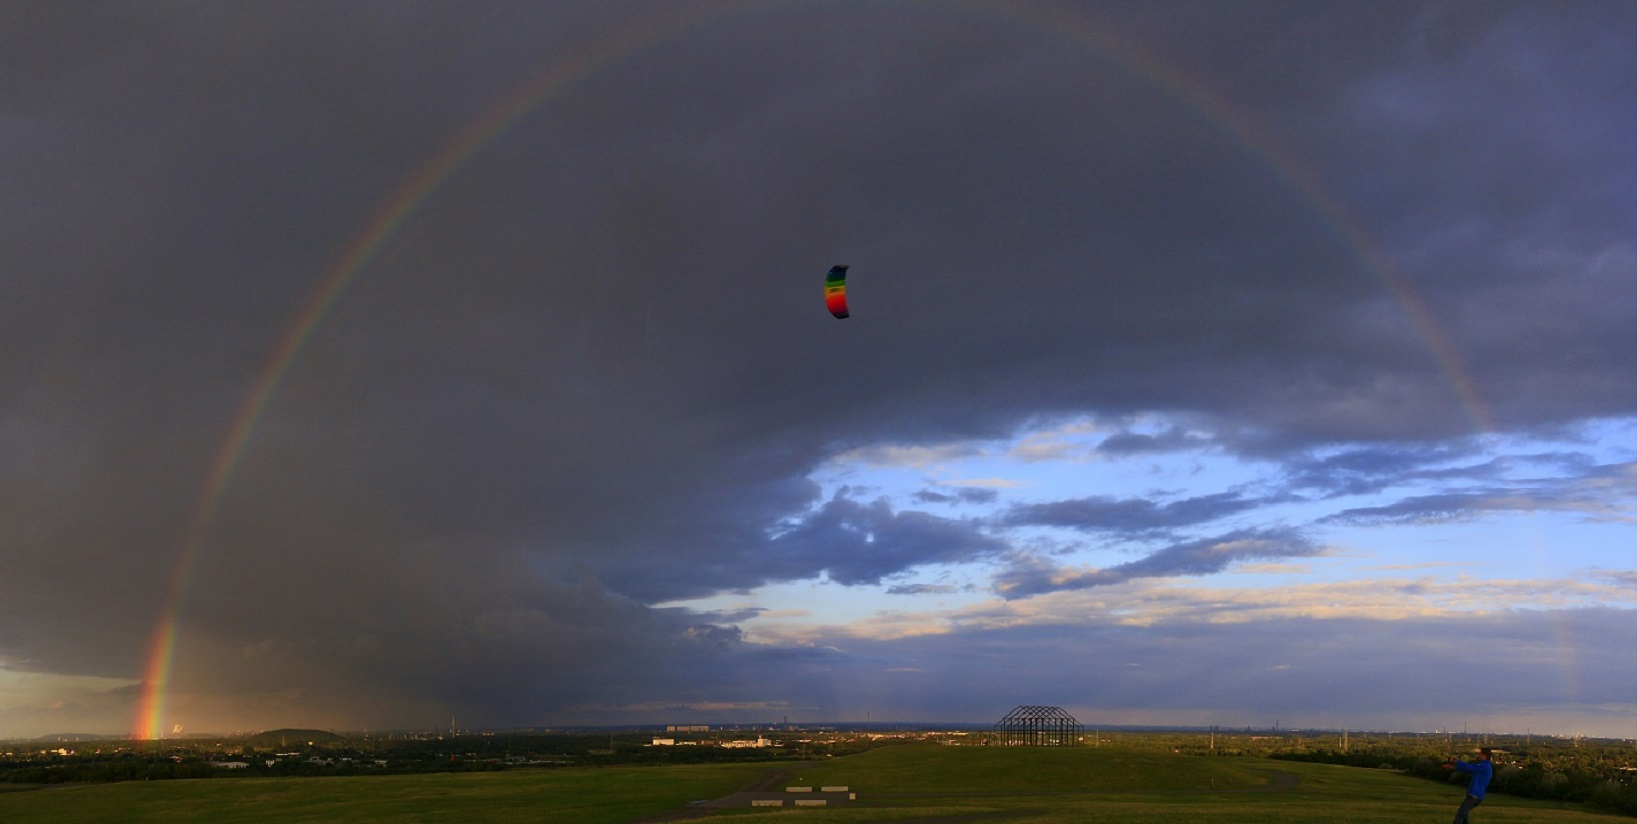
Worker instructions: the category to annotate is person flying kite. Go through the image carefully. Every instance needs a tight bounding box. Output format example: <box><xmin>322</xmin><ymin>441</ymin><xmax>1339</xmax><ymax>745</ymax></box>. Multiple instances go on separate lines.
<box><xmin>1443</xmin><ymin>747</ymin><xmax>1494</xmax><ymax>824</ymax></box>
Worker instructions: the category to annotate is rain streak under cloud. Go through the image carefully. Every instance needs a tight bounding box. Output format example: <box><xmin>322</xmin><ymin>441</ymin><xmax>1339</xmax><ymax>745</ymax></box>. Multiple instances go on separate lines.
<box><xmin>0</xmin><ymin>0</ymin><xmax>1633</xmax><ymax>740</ymax></box>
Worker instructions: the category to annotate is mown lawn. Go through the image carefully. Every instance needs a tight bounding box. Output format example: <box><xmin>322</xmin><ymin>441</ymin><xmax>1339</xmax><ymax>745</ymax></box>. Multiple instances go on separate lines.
<box><xmin>782</xmin><ymin>743</ymin><xmax>1273</xmax><ymax>793</ymax></box>
<box><xmin>0</xmin><ymin>746</ymin><xmax>1626</xmax><ymax>823</ymax></box>
<box><xmin>0</xmin><ymin>762</ymin><xmax>768</xmax><ymax>823</ymax></box>
<box><xmin>747</xmin><ymin>747</ymin><xmax>1630</xmax><ymax>822</ymax></box>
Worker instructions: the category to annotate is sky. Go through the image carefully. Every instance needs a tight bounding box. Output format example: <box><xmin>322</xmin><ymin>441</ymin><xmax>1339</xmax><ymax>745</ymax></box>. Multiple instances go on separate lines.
<box><xmin>1</xmin><ymin>0</ymin><xmax>1633</xmax><ymax>741</ymax></box>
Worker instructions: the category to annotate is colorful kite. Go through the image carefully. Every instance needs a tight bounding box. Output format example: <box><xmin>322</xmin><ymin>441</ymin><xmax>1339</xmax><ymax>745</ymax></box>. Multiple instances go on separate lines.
<box><xmin>825</xmin><ymin>265</ymin><xmax>849</xmax><ymax>319</ymax></box>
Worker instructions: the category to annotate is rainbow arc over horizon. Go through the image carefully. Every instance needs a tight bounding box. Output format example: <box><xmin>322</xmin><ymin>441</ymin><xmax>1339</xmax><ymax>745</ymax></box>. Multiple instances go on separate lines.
<box><xmin>131</xmin><ymin>0</ymin><xmax>1492</xmax><ymax>740</ymax></box>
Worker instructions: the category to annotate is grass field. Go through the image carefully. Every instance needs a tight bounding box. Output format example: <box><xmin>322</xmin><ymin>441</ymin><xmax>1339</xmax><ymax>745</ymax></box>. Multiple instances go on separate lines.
<box><xmin>0</xmin><ymin>763</ymin><xmax>768</xmax><ymax>823</ymax></box>
<box><xmin>0</xmin><ymin>745</ymin><xmax>1626</xmax><ymax>823</ymax></box>
<box><xmin>759</xmin><ymin>746</ymin><xmax>1628</xmax><ymax>822</ymax></box>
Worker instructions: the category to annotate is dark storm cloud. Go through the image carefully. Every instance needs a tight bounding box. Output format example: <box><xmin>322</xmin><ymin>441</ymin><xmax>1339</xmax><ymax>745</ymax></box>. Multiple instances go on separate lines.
<box><xmin>0</xmin><ymin>0</ymin><xmax>1631</xmax><ymax>734</ymax></box>
<box><xmin>1095</xmin><ymin>426</ymin><xmax>1214</xmax><ymax>455</ymax></box>
<box><xmin>174</xmin><ymin>570</ymin><xmax>699</xmax><ymax>725</ymax></box>
<box><xmin>1281</xmin><ymin>444</ymin><xmax>1629</xmax><ymax>500</ymax></box>
<box><xmin>761</xmin><ymin>494</ymin><xmax>1008</xmax><ymax>586</ymax></box>
<box><xmin>712</xmin><ymin>606</ymin><xmax>1637</xmax><ymax>729</ymax></box>
<box><xmin>885</xmin><ymin>583</ymin><xmax>961</xmax><ymax>596</ymax></box>
<box><xmin>1323</xmin><ymin>491</ymin><xmax>1538</xmax><ymax>526</ymax></box>
<box><xmin>1281</xmin><ymin>444</ymin><xmax>1481</xmax><ymax>497</ymax></box>
<box><xmin>1320</xmin><ymin>460</ymin><xmax>1637</xmax><ymax>526</ymax></box>
<box><xmin>912</xmin><ymin>487</ymin><xmax>1000</xmax><ymax>506</ymax></box>
<box><xmin>1002</xmin><ymin>491</ymin><xmax>1265</xmax><ymax>535</ymax></box>
<box><xmin>1601</xmin><ymin>570</ymin><xmax>1637</xmax><ymax>588</ymax></box>
<box><xmin>993</xmin><ymin>527</ymin><xmax>1318</xmax><ymax>598</ymax></box>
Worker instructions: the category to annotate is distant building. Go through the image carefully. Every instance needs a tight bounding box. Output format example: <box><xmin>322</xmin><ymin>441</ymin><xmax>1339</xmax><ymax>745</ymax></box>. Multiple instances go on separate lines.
<box><xmin>667</xmin><ymin>725</ymin><xmax>710</xmax><ymax>732</ymax></box>
<box><xmin>993</xmin><ymin>705</ymin><xmax>1083</xmax><ymax>746</ymax></box>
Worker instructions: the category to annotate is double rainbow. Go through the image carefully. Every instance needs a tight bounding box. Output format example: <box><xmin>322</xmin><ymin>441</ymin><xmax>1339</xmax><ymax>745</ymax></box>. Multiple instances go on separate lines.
<box><xmin>131</xmin><ymin>0</ymin><xmax>1491</xmax><ymax>740</ymax></box>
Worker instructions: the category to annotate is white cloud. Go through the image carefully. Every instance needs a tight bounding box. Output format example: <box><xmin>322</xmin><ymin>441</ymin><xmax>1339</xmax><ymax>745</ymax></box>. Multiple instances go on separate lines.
<box><xmin>737</xmin><ymin>572</ymin><xmax>1637</xmax><ymax>647</ymax></box>
<box><xmin>828</xmin><ymin>443</ymin><xmax>986</xmax><ymax>469</ymax></box>
<box><xmin>942</xmin><ymin>477</ymin><xmax>1030</xmax><ymax>489</ymax></box>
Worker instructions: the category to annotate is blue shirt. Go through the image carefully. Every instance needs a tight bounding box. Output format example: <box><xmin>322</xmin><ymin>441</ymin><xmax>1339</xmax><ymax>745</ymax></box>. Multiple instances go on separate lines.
<box><xmin>1454</xmin><ymin>759</ymin><xmax>1493</xmax><ymax>800</ymax></box>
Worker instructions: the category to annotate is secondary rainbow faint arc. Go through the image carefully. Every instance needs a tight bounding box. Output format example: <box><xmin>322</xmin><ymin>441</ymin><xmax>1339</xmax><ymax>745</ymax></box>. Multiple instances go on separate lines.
<box><xmin>134</xmin><ymin>0</ymin><xmax>1492</xmax><ymax>740</ymax></box>
<box><xmin>982</xmin><ymin>1</ymin><xmax>1493</xmax><ymax>431</ymax></box>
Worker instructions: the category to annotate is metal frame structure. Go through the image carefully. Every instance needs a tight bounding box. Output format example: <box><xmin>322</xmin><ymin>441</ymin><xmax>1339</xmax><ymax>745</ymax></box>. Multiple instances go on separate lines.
<box><xmin>993</xmin><ymin>705</ymin><xmax>1083</xmax><ymax>746</ymax></box>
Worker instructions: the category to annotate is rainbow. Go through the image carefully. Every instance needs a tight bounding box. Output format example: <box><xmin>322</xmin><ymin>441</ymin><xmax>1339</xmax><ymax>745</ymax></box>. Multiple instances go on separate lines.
<box><xmin>131</xmin><ymin>0</ymin><xmax>745</xmax><ymax>743</ymax></box>
<box><xmin>132</xmin><ymin>0</ymin><xmax>1490</xmax><ymax>739</ymax></box>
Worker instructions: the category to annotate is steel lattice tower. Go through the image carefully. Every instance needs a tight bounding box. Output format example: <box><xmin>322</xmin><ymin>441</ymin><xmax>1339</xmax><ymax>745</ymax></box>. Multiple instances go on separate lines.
<box><xmin>993</xmin><ymin>705</ymin><xmax>1083</xmax><ymax>746</ymax></box>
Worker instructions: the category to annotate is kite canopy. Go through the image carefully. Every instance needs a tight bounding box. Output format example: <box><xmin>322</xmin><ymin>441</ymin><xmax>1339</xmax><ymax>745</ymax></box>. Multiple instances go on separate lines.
<box><xmin>825</xmin><ymin>265</ymin><xmax>849</xmax><ymax>319</ymax></box>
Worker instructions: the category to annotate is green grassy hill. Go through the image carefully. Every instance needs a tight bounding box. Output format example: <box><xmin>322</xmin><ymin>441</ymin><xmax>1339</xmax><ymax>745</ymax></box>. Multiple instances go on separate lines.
<box><xmin>787</xmin><ymin>743</ymin><xmax>1274</xmax><ymax>793</ymax></box>
<box><xmin>0</xmin><ymin>762</ymin><xmax>769</xmax><ymax>824</ymax></box>
<box><xmin>781</xmin><ymin>745</ymin><xmax>1627</xmax><ymax>822</ymax></box>
<box><xmin>1</xmin><ymin>743</ymin><xmax>1626</xmax><ymax>823</ymax></box>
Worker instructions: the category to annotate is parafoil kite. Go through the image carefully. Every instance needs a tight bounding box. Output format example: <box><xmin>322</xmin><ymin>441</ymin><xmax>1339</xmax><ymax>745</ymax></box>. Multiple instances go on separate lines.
<box><xmin>825</xmin><ymin>265</ymin><xmax>849</xmax><ymax>319</ymax></box>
